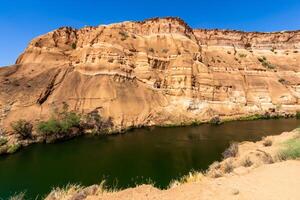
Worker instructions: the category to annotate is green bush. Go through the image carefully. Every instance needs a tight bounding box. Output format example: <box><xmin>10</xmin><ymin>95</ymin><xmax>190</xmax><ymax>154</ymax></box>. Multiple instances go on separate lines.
<box><xmin>0</xmin><ymin>137</ymin><xmax>8</xmax><ymax>146</ymax></box>
<box><xmin>7</xmin><ymin>143</ymin><xmax>21</xmax><ymax>154</ymax></box>
<box><xmin>257</xmin><ymin>57</ymin><xmax>275</xmax><ymax>69</ymax></box>
<box><xmin>37</xmin><ymin>112</ymin><xmax>81</xmax><ymax>135</ymax></box>
<box><xmin>11</xmin><ymin>120</ymin><xmax>33</xmax><ymax>139</ymax></box>
<box><xmin>278</xmin><ymin>137</ymin><xmax>300</xmax><ymax>160</ymax></box>
<box><xmin>71</xmin><ymin>43</ymin><xmax>76</xmax><ymax>49</ymax></box>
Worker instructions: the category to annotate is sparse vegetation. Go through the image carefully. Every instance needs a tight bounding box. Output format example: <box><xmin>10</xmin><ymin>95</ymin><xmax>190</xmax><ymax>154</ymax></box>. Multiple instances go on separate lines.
<box><xmin>7</xmin><ymin>143</ymin><xmax>21</xmax><ymax>154</ymax></box>
<box><xmin>257</xmin><ymin>56</ymin><xmax>275</xmax><ymax>69</ymax></box>
<box><xmin>169</xmin><ymin>171</ymin><xmax>204</xmax><ymax>188</ymax></box>
<box><xmin>277</xmin><ymin>136</ymin><xmax>300</xmax><ymax>160</ymax></box>
<box><xmin>239</xmin><ymin>53</ymin><xmax>247</xmax><ymax>58</ymax></box>
<box><xmin>245</xmin><ymin>43</ymin><xmax>251</xmax><ymax>49</ymax></box>
<box><xmin>47</xmin><ymin>182</ymin><xmax>108</xmax><ymax>199</ymax></box>
<box><xmin>278</xmin><ymin>78</ymin><xmax>286</xmax><ymax>84</ymax></box>
<box><xmin>241</xmin><ymin>156</ymin><xmax>253</xmax><ymax>167</ymax></box>
<box><xmin>238</xmin><ymin>113</ymin><xmax>280</xmax><ymax>121</ymax></box>
<box><xmin>81</xmin><ymin>110</ymin><xmax>114</xmax><ymax>134</ymax></box>
<box><xmin>227</xmin><ymin>51</ymin><xmax>231</xmax><ymax>54</ymax></box>
<box><xmin>8</xmin><ymin>192</ymin><xmax>26</xmax><ymax>200</ymax></box>
<box><xmin>162</xmin><ymin>48</ymin><xmax>169</xmax><ymax>53</ymax></box>
<box><xmin>0</xmin><ymin>137</ymin><xmax>8</xmax><ymax>146</ymax></box>
<box><xmin>11</xmin><ymin>119</ymin><xmax>33</xmax><ymax>139</ymax></box>
<box><xmin>263</xmin><ymin>138</ymin><xmax>273</xmax><ymax>147</ymax></box>
<box><xmin>223</xmin><ymin>160</ymin><xmax>234</xmax><ymax>173</ymax></box>
<box><xmin>37</xmin><ymin>104</ymin><xmax>81</xmax><ymax>136</ymax></box>
<box><xmin>270</xmin><ymin>47</ymin><xmax>276</xmax><ymax>53</ymax></box>
<box><xmin>148</xmin><ymin>48</ymin><xmax>155</xmax><ymax>53</ymax></box>
<box><xmin>296</xmin><ymin>111</ymin><xmax>300</xmax><ymax>119</ymax></box>
<box><xmin>222</xmin><ymin>142</ymin><xmax>239</xmax><ymax>158</ymax></box>
<box><xmin>71</xmin><ymin>43</ymin><xmax>76</xmax><ymax>49</ymax></box>
<box><xmin>210</xmin><ymin>116</ymin><xmax>222</xmax><ymax>125</ymax></box>
<box><xmin>119</xmin><ymin>30</ymin><xmax>129</xmax><ymax>40</ymax></box>
<box><xmin>38</xmin><ymin>112</ymin><xmax>80</xmax><ymax>136</ymax></box>
<box><xmin>293</xmin><ymin>50</ymin><xmax>298</xmax><ymax>53</ymax></box>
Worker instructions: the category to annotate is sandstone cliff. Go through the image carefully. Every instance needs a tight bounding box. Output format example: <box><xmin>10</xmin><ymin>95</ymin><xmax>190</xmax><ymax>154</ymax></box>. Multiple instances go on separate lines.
<box><xmin>1</xmin><ymin>17</ymin><xmax>300</xmax><ymax>132</ymax></box>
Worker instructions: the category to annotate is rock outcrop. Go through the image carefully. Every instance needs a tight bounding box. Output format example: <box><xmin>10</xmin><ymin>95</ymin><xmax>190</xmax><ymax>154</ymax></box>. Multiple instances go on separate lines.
<box><xmin>1</xmin><ymin>17</ymin><xmax>300</xmax><ymax>132</ymax></box>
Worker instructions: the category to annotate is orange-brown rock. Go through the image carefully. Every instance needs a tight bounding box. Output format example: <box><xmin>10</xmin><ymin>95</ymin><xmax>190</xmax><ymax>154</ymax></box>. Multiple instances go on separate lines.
<box><xmin>1</xmin><ymin>17</ymin><xmax>300</xmax><ymax>132</ymax></box>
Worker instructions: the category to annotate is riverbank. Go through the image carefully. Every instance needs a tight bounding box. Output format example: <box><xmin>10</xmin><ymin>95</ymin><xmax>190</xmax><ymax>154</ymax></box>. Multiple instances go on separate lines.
<box><xmin>0</xmin><ymin>111</ymin><xmax>297</xmax><ymax>156</ymax></box>
<box><xmin>44</xmin><ymin>128</ymin><xmax>300</xmax><ymax>200</ymax></box>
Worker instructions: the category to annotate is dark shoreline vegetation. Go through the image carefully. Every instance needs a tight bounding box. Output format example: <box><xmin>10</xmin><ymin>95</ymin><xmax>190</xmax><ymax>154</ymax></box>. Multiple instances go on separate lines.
<box><xmin>0</xmin><ymin>108</ymin><xmax>300</xmax><ymax>156</ymax></box>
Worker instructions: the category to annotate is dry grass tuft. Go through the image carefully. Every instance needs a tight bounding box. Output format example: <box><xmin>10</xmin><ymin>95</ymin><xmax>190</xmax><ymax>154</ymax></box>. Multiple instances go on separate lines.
<box><xmin>222</xmin><ymin>142</ymin><xmax>239</xmax><ymax>158</ymax></box>
<box><xmin>241</xmin><ymin>156</ymin><xmax>253</xmax><ymax>167</ymax></box>
<box><xmin>263</xmin><ymin>138</ymin><xmax>273</xmax><ymax>147</ymax></box>
<box><xmin>223</xmin><ymin>160</ymin><xmax>234</xmax><ymax>173</ymax></box>
<box><xmin>8</xmin><ymin>192</ymin><xmax>25</xmax><ymax>200</ymax></box>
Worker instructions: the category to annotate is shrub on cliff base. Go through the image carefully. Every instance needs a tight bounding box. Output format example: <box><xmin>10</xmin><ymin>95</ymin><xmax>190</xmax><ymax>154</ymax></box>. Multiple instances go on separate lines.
<box><xmin>7</xmin><ymin>143</ymin><xmax>21</xmax><ymax>154</ymax></box>
<box><xmin>37</xmin><ymin>112</ymin><xmax>81</xmax><ymax>136</ymax></box>
<box><xmin>0</xmin><ymin>137</ymin><xmax>8</xmax><ymax>146</ymax></box>
<box><xmin>11</xmin><ymin>119</ymin><xmax>33</xmax><ymax>139</ymax></box>
<box><xmin>210</xmin><ymin>116</ymin><xmax>222</xmax><ymax>125</ymax></box>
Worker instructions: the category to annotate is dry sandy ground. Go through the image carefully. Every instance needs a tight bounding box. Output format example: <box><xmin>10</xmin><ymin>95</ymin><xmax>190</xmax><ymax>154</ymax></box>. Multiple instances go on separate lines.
<box><xmin>85</xmin><ymin>160</ymin><xmax>300</xmax><ymax>200</ymax></box>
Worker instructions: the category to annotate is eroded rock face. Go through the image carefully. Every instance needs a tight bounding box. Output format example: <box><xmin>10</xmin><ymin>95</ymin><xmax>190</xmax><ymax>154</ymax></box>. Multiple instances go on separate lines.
<box><xmin>1</xmin><ymin>17</ymin><xmax>300</xmax><ymax>131</ymax></box>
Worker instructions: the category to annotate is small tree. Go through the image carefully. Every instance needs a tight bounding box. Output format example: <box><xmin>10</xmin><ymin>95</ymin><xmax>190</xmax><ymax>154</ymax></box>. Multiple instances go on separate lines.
<box><xmin>11</xmin><ymin>119</ymin><xmax>33</xmax><ymax>139</ymax></box>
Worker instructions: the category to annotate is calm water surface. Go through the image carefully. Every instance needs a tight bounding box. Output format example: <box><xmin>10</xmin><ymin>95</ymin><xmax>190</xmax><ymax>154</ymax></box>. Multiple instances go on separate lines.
<box><xmin>0</xmin><ymin>118</ymin><xmax>299</xmax><ymax>199</ymax></box>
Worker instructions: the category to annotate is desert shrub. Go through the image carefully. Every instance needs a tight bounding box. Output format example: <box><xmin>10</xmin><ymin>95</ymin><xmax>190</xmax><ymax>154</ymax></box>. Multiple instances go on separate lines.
<box><xmin>207</xmin><ymin>161</ymin><xmax>222</xmax><ymax>178</ymax></box>
<box><xmin>245</xmin><ymin>43</ymin><xmax>251</xmax><ymax>49</ymax></box>
<box><xmin>148</xmin><ymin>48</ymin><xmax>155</xmax><ymax>53</ymax></box>
<box><xmin>210</xmin><ymin>116</ymin><xmax>222</xmax><ymax>125</ymax></box>
<box><xmin>263</xmin><ymin>138</ymin><xmax>273</xmax><ymax>147</ymax></box>
<box><xmin>81</xmin><ymin>110</ymin><xmax>113</xmax><ymax>134</ymax></box>
<box><xmin>0</xmin><ymin>137</ymin><xmax>8</xmax><ymax>146</ymax></box>
<box><xmin>227</xmin><ymin>51</ymin><xmax>231</xmax><ymax>54</ymax></box>
<box><xmin>278</xmin><ymin>78</ymin><xmax>286</xmax><ymax>84</ymax></box>
<box><xmin>270</xmin><ymin>47</ymin><xmax>276</xmax><ymax>52</ymax></box>
<box><xmin>239</xmin><ymin>53</ymin><xmax>247</xmax><ymax>58</ymax></box>
<box><xmin>222</xmin><ymin>142</ymin><xmax>239</xmax><ymax>158</ymax></box>
<box><xmin>119</xmin><ymin>31</ymin><xmax>129</xmax><ymax>40</ymax></box>
<box><xmin>71</xmin><ymin>43</ymin><xmax>76</xmax><ymax>49</ymax></box>
<box><xmin>223</xmin><ymin>160</ymin><xmax>234</xmax><ymax>173</ymax></box>
<box><xmin>277</xmin><ymin>137</ymin><xmax>300</xmax><ymax>160</ymax></box>
<box><xmin>293</xmin><ymin>50</ymin><xmax>298</xmax><ymax>53</ymax></box>
<box><xmin>162</xmin><ymin>48</ymin><xmax>169</xmax><ymax>53</ymax></box>
<box><xmin>37</xmin><ymin>118</ymin><xmax>62</xmax><ymax>136</ymax></box>
<box><xmin>7</xmin><ymin>143</ymin><xmax>21</xmax><ymax>154</ymax></box>
<box><xmin>257</xmin><ymin>56</ymin><xmax>275</xmax><ymax>69</ymax></box>
<box><xmin>11</xmin><ymin>119</ymin><xmax>33</xmax><ymax>139</ymax></box>
<box><xmin>241</xmin><ymin>156</ymin><xmax>253</xmax><ymax>167</ymax></box>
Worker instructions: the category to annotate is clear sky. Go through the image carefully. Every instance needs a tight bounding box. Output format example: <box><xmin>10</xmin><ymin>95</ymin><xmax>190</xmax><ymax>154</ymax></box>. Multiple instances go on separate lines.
<box><xmin>1</xmin><ymin>0</ymin><xmax>300</xmax><ymax>66</ymax></box>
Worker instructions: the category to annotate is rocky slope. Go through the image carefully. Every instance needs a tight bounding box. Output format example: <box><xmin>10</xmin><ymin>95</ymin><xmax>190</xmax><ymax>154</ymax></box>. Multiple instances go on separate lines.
<box><xmin>1</xmin><ymin>17</ymin><xmax>300</xmax><ymax>133</ymax></box>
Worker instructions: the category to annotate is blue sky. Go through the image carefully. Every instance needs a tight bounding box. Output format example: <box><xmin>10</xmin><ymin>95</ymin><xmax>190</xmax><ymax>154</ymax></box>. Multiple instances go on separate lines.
<box><xmin>1</xmin><ymin>0</ymin><xmax>300</xmax><ymax>66</ymax></box>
